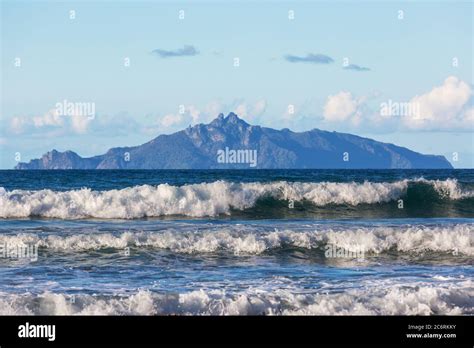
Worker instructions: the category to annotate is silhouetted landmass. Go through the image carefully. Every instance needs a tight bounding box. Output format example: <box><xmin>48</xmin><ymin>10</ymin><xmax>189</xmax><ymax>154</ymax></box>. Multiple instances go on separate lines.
<box><xmin>15</xmin><ymin>113</ymin><xmax>453</xmax><ymax>169</ymax></box>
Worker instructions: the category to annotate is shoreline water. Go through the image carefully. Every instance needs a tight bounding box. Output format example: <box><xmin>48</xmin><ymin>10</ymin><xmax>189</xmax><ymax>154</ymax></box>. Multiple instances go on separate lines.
<box><xmin>0</xmin><ymin>170</ymin><xmax>472</xmax><ymax>315</ymax></box>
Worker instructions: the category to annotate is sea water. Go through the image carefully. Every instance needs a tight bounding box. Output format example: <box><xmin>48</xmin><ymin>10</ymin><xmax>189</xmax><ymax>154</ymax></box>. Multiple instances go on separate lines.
<box><xmin>0</xmin><ymin>169</ymin><xmax>472</xmax><ymax>315</ymax></box>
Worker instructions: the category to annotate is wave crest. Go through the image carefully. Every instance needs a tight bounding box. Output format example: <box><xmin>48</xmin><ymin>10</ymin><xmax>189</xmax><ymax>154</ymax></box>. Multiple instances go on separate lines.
<box><xmin>1</xmin><ymin>279</ymin><xmax>472</xmax><ymax>315</ymax></box>
<box><xmin>0</xmin><ymin>179</ymin><xmax>471</xmax><ymax>219</ymax></box>
<box><xmin>1</xmin><ymin>224</ymin><xmax>472</xmax><ymax>255</ymax></box>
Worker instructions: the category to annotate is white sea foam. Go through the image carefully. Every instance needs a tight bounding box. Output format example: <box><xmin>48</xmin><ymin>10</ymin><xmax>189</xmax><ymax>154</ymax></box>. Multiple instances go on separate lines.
<box><xmin>414</xmin><ymin>178</ymin><xmax>474</xmax><ymax>199</ymax></box>
<box><xmin>0</xmin><ymin>224</ymin><xmax>472</xmax><ymax>255</ymax></box>
<box><xmin>0</xmin><ymin>278</ymin><xmax>472</xmax><ymax>315</ymax></box>
<box><xmin>0</xmin><ymin>179</ymin><xmax>471</xmax><ymax>219</ymax></box>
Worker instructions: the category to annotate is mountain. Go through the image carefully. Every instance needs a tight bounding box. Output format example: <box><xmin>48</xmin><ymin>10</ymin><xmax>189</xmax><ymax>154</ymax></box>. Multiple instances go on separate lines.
<box><xmin>15</xmin><ymin>113</ymin><xmax>453</xmax><ymax>169</ymax></box>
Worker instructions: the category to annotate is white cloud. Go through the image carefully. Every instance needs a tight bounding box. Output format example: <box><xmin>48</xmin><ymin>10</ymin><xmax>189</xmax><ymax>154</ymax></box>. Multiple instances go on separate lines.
<box><xmin>282</xmin><ymin>104</ymin><xmax>296</xmax><ymax>121</ymax></box>
<box><xmin>231</xmin><ymin>99</ymin><xmax>267</xmax><ymax>121</ymax></box>
<box><xmin>158</xmin><ymin>104</ymin><xmax>203</xmax><ymax>129</ymax></box>
<box><xmin>32</xmin><ymin>109</ymin><xmax>64</xmax><ymax>128</ymax></box>
<box><xmin>70</xmin><ymin>114</ymin><xmax>92</xmax><ymax>133</ymax></box>
<box><xmin>234</xmin><ymin>103</ymin><xmax>248</xmax><ymax>118</ymax></box>
<box><xmin>323</xmin><ymin>91</ymin><xmax>361</xmax><ymax>123</ymax></box>
<box><xmin>188</xmin><ymin>105</ymin><xmax>201</xmax><ymax>124</ymax></box>
<box><xmin>204</xmin><ymin>100</ymin><xmax>224</xmax><ymax>118</ymax></box>
<box><xmin>253</xmin><ymin>99</ymin><xmax>267</xmax><ymax>116</ymax></box>
<box><xmin>463</xmin><ymin>107</ymin><xmax>474</xmax><ymax>123</ymax></box>
<box><xmin>151</xmin><ymin>99</ymin><xmax>268</xmax><ymax>133</ymax></box>
<box><xmin>160</xmin><ymin>113</ymin><xmax>184</xmax><ymax>127</ymax></box>
<box><xmin>9</xmin><ymin>108</ymin><xmax>93</xmax><ymax>135</ymax></box>
<box><xmin>319</xmin><ymin>76</ymin><xmax>472</xmax><ymax>132</ymax></box>
<box><xmin>10</xmin><ymin>116</ymin><xmax>30</xmax><ymax>134</ymax></box>
<box><xmin>403</xmin><ymin>76</ymin><xmax>472</xmax><ymax>130</ymax></box>
<box><xmin>170</xmin><ymin>99</ymin><xmax>267</xmax><ymax>125</ymax></box>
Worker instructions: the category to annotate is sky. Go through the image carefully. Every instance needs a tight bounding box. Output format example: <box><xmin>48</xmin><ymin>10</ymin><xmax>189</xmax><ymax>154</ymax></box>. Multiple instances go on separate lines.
<box><xmin>1</xmin><ymin>0</ymin><xmax>473</xmax><ymax>168</ymax></box>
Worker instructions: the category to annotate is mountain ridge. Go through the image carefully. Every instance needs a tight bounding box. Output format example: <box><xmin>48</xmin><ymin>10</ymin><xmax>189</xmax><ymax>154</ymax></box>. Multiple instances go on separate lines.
<box><xmin>15</xmin><ymin>113</ymin><xmax>453</xmax><ymax>169</ymax></box>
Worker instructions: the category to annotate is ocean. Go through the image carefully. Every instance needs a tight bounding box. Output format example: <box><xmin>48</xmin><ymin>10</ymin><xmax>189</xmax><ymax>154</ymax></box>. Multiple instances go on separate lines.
<box><xmin>0</xmin><ymin>169</ymin><xmax>472</xmax><ymax>315</ymax></box>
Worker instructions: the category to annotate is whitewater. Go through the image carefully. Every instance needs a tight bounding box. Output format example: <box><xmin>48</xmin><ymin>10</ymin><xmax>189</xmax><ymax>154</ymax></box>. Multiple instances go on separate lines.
<box><xmin>0</xmin><ymin>223</ymin><xmax>472</xmax><ymax>255</ymax></box>
<box><xmin>0</xmin><ymin>169</ymin><xmax>472</xmax><ymax>316</ymax></box>
<box><xmin>1</xmin><ymin>278</ymin><xmax>472</xmax><ymax>315</ymax></box>
<box><xmin>1</xmin><ymin>178</ymin><xmax>472</xmax><ymax>219</ymax></box>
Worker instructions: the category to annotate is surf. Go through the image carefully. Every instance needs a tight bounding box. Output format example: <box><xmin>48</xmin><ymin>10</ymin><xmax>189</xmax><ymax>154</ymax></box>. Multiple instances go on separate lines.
<box><xmin>1</xmin><ymin>278</ymin><xmax>472</xmax><ymax>315</ymax></box>
<box><xmin>1</xmin><ymin>223</ymin><xmax>472</xmax><ymax>255</ymax></box>
<box><xmin>0</xmin><ymin>178</ymin><xmax>472</xmax><ymax>219</ymax></box>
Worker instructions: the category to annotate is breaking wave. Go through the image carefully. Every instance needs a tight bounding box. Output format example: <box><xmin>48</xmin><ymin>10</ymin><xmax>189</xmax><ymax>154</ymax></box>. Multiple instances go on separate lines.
<box><xmin>0</xmin><ymin>178</ymin><xmax>472</xmax><ymax>219</ymax></box>
<box><xmin>1</xmin><ymin>278</ymin><xmax>472</xmax><ymax>315</ymax></box>
<box><xmin>0</xmin><ymin>224</ymin><xmax>472</xmax><ymax>255</ymax></box>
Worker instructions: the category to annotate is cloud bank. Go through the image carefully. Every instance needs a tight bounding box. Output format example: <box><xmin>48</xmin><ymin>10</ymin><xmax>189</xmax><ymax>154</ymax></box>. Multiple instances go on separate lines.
<box><xmin>320</xmin><ymin>76</ymin><xmax>473</xmax><ymax>132</ymax></box>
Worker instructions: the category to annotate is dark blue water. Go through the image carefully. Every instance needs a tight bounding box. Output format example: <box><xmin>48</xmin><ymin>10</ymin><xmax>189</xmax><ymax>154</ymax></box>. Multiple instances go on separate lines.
<box><xmin>0</xmin><ymin>170</ymin><xmax>472</xmax><ymax>315</ymax></box>
<box><xmin>2</xmin><ymin>169</ymin><xmax>473</xmax><ymax>191</ymax></box>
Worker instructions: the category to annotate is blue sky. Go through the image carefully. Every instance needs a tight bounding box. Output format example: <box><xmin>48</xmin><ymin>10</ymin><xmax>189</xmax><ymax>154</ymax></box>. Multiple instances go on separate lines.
<box><xmin>1</xmin><ymin>0</ymin><xmax>473</xmax><ymax>168</ymax></box>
